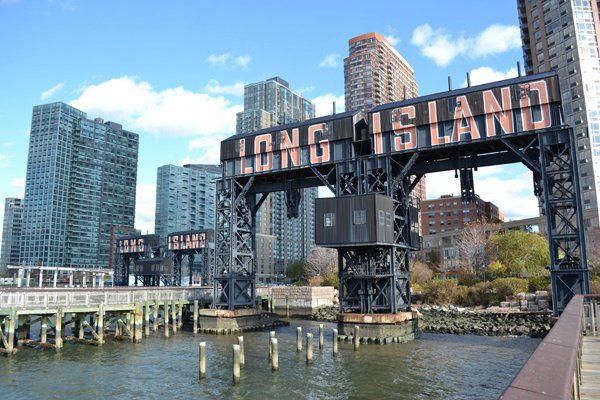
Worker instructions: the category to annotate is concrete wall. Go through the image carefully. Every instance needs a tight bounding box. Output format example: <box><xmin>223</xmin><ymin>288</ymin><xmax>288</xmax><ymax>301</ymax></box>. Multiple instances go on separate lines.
<box><xmin>257</xmin><ymin>286</ymin><xmax>336</xmax><ymax>316</ymax></box>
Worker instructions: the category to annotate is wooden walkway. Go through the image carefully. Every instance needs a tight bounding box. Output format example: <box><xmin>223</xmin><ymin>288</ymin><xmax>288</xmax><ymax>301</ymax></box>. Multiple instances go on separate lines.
<box><xmin>582</xmin><ymin>335</ymin><xmax>600</xmax><ymax>400</ymax></box>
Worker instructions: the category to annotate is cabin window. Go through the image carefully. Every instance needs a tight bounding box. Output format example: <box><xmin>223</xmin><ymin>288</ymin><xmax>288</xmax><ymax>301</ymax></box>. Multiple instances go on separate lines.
<box><xmin>353</xmin><ymin>210</ymin><xmax>366</xmax><ymax>225</ymax></box>
<box><xmin>324</xmin><ymin>213</ymin><xmax>336</xmax><ymax>227</ymax></box>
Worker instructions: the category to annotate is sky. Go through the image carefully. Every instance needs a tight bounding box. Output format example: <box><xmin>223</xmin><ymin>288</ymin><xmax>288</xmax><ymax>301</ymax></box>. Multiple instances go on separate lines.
<box><xmin>0</xmin><ymin>0</ymin><xmax>536</xmax><ymax>237</ymax></box>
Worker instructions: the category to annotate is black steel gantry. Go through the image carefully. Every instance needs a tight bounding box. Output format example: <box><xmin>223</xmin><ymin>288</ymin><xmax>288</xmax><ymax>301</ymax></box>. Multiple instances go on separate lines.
<box><xmin>215</xmin><ymin>70</ymin><xmax>588</xmax><ymax>315</ymax></box>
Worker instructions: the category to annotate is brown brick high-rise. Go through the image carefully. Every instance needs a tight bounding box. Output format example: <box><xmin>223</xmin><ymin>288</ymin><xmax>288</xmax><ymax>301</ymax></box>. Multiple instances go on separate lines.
<box><xmin>343</xmin><ymin>32</ymin><xmax>424</xmax><ymax>200</ymax></box>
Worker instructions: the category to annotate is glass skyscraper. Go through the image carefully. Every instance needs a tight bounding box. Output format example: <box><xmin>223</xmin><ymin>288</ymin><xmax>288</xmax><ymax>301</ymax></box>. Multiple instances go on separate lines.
<box><xmin>20</xmin><ymin>102</ymin><xmax>138</xmax><ymax>268</ymax></box>
<box><xmin>0</xmin><ymin>197</ymin><xmax>23</xmax><ymax>274</ymax></box>
<box><xmin>154</xmin><ymin>164</ymin><xmax>221</xmax><ymax>241</ymax></box>
<box><xmin>518</xmin><ymin>0</ymin><xmax>600</xmax><ymax>248</ymax></box>
<box><xmin>236</xmin><ymin>77</ymin><xmax>318</xmax><ymax>280</ymax></box>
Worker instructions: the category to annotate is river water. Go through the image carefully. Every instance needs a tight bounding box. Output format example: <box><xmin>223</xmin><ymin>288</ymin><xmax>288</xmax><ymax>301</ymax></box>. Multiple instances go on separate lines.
<box><xmin>0</xmin><ymin>319</ymin><xmax>538</xmax><ymax>400</ymax></box>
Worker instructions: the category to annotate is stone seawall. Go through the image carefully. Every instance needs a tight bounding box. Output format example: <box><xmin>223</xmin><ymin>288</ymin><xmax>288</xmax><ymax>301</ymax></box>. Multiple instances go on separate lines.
<box><xmin>308</xmin><ymin>305</ymin><xmax>554</xmax><ymax>338</ymax></box>
<box><xmin>257</xmin><ymin>286</ymin><xmax>337</xmax><ymax>316</ymax></box>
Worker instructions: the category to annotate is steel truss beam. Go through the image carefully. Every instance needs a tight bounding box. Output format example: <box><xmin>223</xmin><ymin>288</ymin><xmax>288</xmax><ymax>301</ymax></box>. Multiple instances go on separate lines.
<box><xmin>214</xmin><ymin>129</ymin><xmax>587</xmax><ymax>315</ymax></box>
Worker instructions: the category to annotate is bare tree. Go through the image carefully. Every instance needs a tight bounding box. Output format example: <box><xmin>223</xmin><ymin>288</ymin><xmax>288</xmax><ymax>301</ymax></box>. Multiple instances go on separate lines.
<box><xmin>587</xmin><ymin>227</ymin><xmax>600</xmax><ymax>274</ymax></box>
<box><xmin>305</xmin><ymin>247</ymin><xmax>337</xmax><ymax>279</ymax></box>
<box><xmin>457</xmin><ymin>221</ymin><xmax>497</xmax><ymax>273</ymax></box>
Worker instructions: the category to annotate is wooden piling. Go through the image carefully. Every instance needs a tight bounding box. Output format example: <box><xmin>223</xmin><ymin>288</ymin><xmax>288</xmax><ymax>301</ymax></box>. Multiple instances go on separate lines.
<box><xmin>134</xmin><ymin>303</ymin><xmax>143</xmax><ymax>343</ymax></box>
<box><xmin>306</xmin><ymin>332</ymin><xmax>313</xmax><ymax>365</ymax></box>
<box><xmin>286</xmin><ymin>295</ymin><xmax>290</xmax><ymax>318</ymax></box>
<box><xmin>6</xmin><ymin>311</ymin><xmax>16</xmax><ymax>353</ymax></box>
<box><xmin>79</xmin><ymin>314</ymin><xmax>85</xmax><ymax>339</ymax></box>
<box><xmin>332</xmin><ymin>328</ymin><xmax>338</xmax><ymax>356</ymax></box>
<box><xmin>97</xmin><ymin>304</ymin><xmax>105</xmax><ymax>345</ymax></box>
<box><xmin>17</xmin><ymin>315</ymin><xmax>29</xmax><ymax>345</ymax></box>
<box><xmin>319</xmin><ymin>324</ymin><xmax>324</xmax><ymax>349</ymax></box>
<box><xmin>55</xmin><ymin>308</ymin><xmax>63</xmax><ymax>349</ymax></box>
<box><xmin>178</xmin><ymin>300</ymin><xmax>183</xmax><ymax>329</ymax></box>
<box><xmin>171</xmin><ymin>300</ymin><xmax>177</xmax><ymax>334</ymax></box>
<box><xmin>271</xmin><ymin>338</ymin><xmax>279</xmax><ymax>371</ymax></box>
<box><xmin>153</xmin><ymin>300</ymin><xmax>159</xmax><ymax>332</ymax></box>
<box><xmin>353</xmin><ymin>325</ymin><xmax>359</xmax><ymax>351</ymax></box>
<box><xmin>296</xmin><ymin>327</ymin><xmax>302</xmax><ymax>352</ymax></box>
<box><xmin>144</xmin><ymin>302</ymin><xmax>150</xmax><ymax>337</ymax></box>
<box><xmin>193</xmin><ymin>300</ymin><xmax>199</xmax><ymax>335</ymax></box>
<box><xmin>269</xmin><ymin>331</ymin><xmax>275</xmax><ymax>360</ymax></box>
<box><xmin>199</xmin><ymin>341</ymin><xmax>206</xmax><ymax>380</ymax></box>
<box><xmin>232</xmin><ymin>344</ymin><xmax>241</xmax><ymax>385</ymax></box>
<box><xmin>238</xmin><ymin>336</ymin><xmax>245</xmax><ymax>367</ymax></box>
<box><xmin>164</xmin><ymin>303</ymin><xmax>170</xmax><ymax>338</ymax></box>
<box><xmin>41</xmin><ymin>315</ymin><xmax>48</xmax><ymax>343</ymax></box>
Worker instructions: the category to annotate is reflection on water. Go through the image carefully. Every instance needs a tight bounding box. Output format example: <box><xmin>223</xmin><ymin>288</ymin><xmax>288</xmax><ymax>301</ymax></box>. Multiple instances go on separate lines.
<box><xmin>0</xmin><ymin>319</ymin><xmax>539</xmax><ymax>400</ymax></box>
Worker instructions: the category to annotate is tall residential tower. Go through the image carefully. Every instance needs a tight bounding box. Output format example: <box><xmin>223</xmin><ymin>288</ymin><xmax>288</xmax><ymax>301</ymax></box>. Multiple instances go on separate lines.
<box><xmin>343</xmin><ymin>32</ymin><xmax>425</xmax><ymax>200</ymax></box>
<box><xmin>518</xmin><ymin>0</ymin><xmax>600</xmax><ymax>247</ymax></box>
<box><xmin>154</xmin><ymin>164</ymin><xmax>221</xmax><ymax>241</ymax></box>
<box><xmin>236</xmin><ymin>77</ymin><xmax>318</xmax><ymax>280</ymax></box>
<box><xmin>20</xmin><ymin>102</ymin><xmax>138</xmax><ymax>268</ymax></box>
<box><xmin>0</xmin><ymin>197</ymin><xmax>23</xmax><ymax>274</ymax></box>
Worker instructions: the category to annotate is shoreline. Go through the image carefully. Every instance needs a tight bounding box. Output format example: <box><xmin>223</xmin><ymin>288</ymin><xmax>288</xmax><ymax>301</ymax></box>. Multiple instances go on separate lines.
<box><xmin>306</xmin><ymin>305</ymin><xmax>555</xmax><ymax>338</ymax></box>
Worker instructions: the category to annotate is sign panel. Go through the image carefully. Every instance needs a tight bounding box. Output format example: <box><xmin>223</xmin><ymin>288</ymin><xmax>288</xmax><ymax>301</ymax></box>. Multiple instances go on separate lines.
<box><xmin>167</xmin><ymin>231</ymin><xmax>207</xmax><ymax>251</ymax></box>
<box><xmin>219</xmin><ymin>72</ymin><xmax>561</xmax><ymax>177</ymax></box>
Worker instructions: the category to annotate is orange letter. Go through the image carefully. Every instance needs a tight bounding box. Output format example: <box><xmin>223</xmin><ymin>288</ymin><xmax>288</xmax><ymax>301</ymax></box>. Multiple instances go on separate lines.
<box><xmin>239</xmin><ymin>139</ymin><xmax>253</xmax><ymax>174</ymax></box>
<box><xmin>520</xmin><ymin>80</ymin><xmax>551</xmax><ymax>131</ymax></box>
<box><xmin>483</xmin><ymin>87</ymin><xmax>514</xmax><ymax>136</ymax></box>
<box><xmin>280</xmin><ymin>128</ymin><xmax>300</xmax><ymax>168</ymax></box>
<box><xmin>372</xmin><ymin>112</ymin><xmax>384</xmax><ymax>154</ymax></box>
<box><xmin>254</xmin><ymin>134</ymin><xmax>272</xmax><ymax>172</ymax></box>
<box><xmin>429</xmin><ymin>101</ymin><xmax>449</xmax><ymax>146</ymax></box>
<box><xmin>392</xmin><ymin>106</ymin><xmax>417</xmax><ymax>151</ymax></box>
<box><xmin>452</xmin><ymin>96</ymin><xmax>481</xmax><ymax>142</ymax></box>
<box><xmin>308</xmin><ymin>123</ymin><xmax>330</xmax><ymax>164</ymax></box>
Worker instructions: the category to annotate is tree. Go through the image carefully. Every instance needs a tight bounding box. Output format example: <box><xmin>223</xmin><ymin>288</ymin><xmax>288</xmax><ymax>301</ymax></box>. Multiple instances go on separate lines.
<box><xmin>457</xmin><ymin>221</ymin><xmax>497</xmax><ymax>273</ymax></box>
<box><xmin>411</xmin><ymin>260</ymin><xmax>433</xmax><ymax>286</ymax></box>
<box><xmin>304</xmin><ymin>247</ymin><xmax>337</xmax><ymax>279</ymax></box>
<box><xmin>487</xmin><ymin>230</ymin><xmax>549</xmax><ymax>278</ymax></box>
<box><xmin>425</xmin><ymin>251</ymin><xmax>441</xmax><ymax>272</ymax></box>
<box><xmin>286</xmin><ymin>260</ymin><xmax>308</xmax><ymax>283</ymax></box>
<box><xmin>587</xmin><ymin>228</ymin><xmax>600</xmax><ymax>276</ymax></box>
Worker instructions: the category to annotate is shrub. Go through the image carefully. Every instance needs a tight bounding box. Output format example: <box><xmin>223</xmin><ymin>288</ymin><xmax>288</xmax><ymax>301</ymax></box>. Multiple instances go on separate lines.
<box><xmin>423</xmin><ymin>279</ymin><xmax>461</xmax><ymax>305</ymax></box>
<box><xmin>590</xmin><ymin>278</ymin><xmax>600</xmax><ymax>295</ymax></box>
<box><xmin>528</xmin><ymin>275</ymin><xmax>551</xmax><ymax>292</ymax></box>
<box><xmin>321</xmin><ymin>271</ymin><xmax>339</xmax><ymax>289</ymax></box>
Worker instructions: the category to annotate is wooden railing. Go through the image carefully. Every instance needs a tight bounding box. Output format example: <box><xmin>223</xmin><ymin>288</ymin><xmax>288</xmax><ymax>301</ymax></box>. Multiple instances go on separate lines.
<box><xmin>500</xmin><ymin>294</ymin><xmax>600</xmax><ymax>399</ymax></box>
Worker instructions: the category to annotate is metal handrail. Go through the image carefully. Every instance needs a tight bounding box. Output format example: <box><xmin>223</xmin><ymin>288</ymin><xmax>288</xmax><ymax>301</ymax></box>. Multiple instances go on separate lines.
<box><xmin>500</xmin><ymin>294</ymin><xmax>600</xmax><ymax>399</ymax></box>
<box><xmin>0</xmin><ymin>286</ymin><xmax>212</xmax><ymax>311</ymax></box>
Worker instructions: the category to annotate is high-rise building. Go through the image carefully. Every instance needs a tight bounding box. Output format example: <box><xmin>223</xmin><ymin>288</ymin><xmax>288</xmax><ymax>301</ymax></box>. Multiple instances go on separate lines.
<box><xmin>0</xmin><ymin>197</ymin><xmax>23</xmax><ymax>273</ymax></box>
<box><xmin>154</xmin><ymin>164</ymin><xmax>221</xmax><ymax>241</ymax></box>
<box><xmin>20</xmin><ymin>102</ymin><xmax>138</xmax><ymax>268</ymax></box>
<box><xmin>518</xmin><ymin>0</ymin><xmax>600</xmax><ymax>248</ymax></box>
<box><xmin>343</xmin><ymin>32</ymin><xmax>425</xmax><ymax>200</ymax></box>
<box><xmin>236</xmin><ymin>77</ymin><xmax>318</xmax><ymax>280</ymax></box>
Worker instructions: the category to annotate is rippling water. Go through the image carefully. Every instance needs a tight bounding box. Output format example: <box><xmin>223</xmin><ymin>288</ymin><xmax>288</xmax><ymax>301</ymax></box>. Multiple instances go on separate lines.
<box><xmin>0</xmin><ymin>319</ymin><xmax>538</xmax><ymax>400</ymax></box>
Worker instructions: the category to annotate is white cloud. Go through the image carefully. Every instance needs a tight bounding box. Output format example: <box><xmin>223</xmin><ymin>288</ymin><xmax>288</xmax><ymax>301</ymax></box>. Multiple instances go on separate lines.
<box><xmin>462</xmin><ymin>66</ymin><xmax>518</xmax><ymax>87</ymax></box>
<box><xmin>206</xmin><ymin>53</ymin><xmax>252</xmax><ymax>69</ymax></box>
<box><xmin>0</xmin><ymin>153</ymin><xmax>9</xmax><ymax>167</ymax></box>
<box><xmin>425</xmin><ymin>167</ymin><xmax>538</xmax><ymax>220</ymax></box>
<box><xmin>384</xmin><ymin>34</ymin><xmax>400</xmax><ymax>46</ymax></box>
<box><xmin>70</xmin><ymin>76</ymin><xmax>241</xmax><ymax>137</ymax></box>
<box><xmin>204</xmin><ymin>79</ymin><xmax>245</xmax><ymax>96</ymax></box>
<box><xmin>10</xmin><ymin>177</ymin><xmax>25</xmax><ymax>198</ymax></box>
<box><xmin>135</xmin><ymin>183</ymin><xmax>156</xmax><ymax>234</ymax></box>
<box><xmin>319</xmin><ymin>53</ymin><xmax>341</xmax><ymax>68</ymax></box>
<box><xmin>296</xmin><ymin>86</ymin><xmax>316</xmax><ymax>95</ymax></box>
<box><xmin>185</xmin><ymin>134</ymin><xmax>228</xmax><ymax>165</ymax></box>
<box><xmin>40</xmin><ymin>82</ymin><xmax>65</xmax><ymax>100</ymax></box>
<box><xmin>312</xmin><ymin>94</ymin><xmax>345</xmax><ymax>117</ymax></box>
<box><xmin>411</xmin><ymin>24</ymin><xmax>521</xmax><ymax>67</ymax></box>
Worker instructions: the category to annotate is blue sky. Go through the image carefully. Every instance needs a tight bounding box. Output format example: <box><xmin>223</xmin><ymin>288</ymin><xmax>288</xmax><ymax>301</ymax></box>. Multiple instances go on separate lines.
<box><xmin>0</xmin><ymin>0</ymin><xmax>536</xmax><ymax>234</ymax></box>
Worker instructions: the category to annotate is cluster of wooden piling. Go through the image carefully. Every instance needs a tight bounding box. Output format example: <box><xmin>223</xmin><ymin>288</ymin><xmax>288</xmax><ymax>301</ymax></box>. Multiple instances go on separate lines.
<box><xmin>0</xmin><ymin>299</ymin><xmax>206</xmax><ymax>354</ymax></box>
<box><xmin>198</xmin><ymin>323</ymin><xmax>362</xmax><ymax>385</ymax></box>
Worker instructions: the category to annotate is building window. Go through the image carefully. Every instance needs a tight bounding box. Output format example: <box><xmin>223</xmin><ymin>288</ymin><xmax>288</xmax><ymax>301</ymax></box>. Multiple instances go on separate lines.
<box><xmin>324</xmin><ymin>213</ymin><xmax>335</xmax><ymax>227</ymax></box>
<box><xmin>353</xmin><ymin>210</ymin><xmax>366</xmax><ymax>225</ymax></box>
